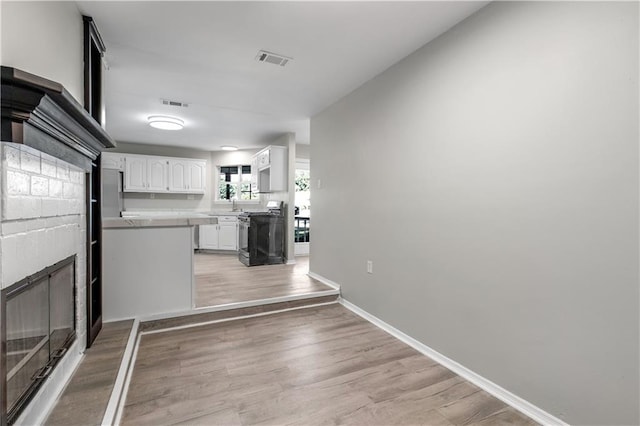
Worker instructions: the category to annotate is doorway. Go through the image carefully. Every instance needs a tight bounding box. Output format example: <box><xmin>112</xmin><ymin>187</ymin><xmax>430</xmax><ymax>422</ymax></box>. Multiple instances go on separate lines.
<box><xmin>294</xmin><ymin>160</ymin><xmax>310</xmax><ymax>256</ymax></box>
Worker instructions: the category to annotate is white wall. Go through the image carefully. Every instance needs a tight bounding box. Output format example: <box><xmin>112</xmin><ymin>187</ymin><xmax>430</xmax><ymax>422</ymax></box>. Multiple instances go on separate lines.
<box><xmin>210</xmin><ymin>148</ymin><xmax>259</xmax><ymax>210</ymax></box>
<box><xmin>296</xmin><ymin>143</ymin><xmax>310</xmax><ymax>161</ymax></box>
<box><xmin>311</xmin><ymin>2</ymin><xmax>638</xmax><ymax>425</ymax></box>
<box><xmin>0</xmin><ymin>1</ymin><xmax>83</xmax><ymax>104</ymax></box>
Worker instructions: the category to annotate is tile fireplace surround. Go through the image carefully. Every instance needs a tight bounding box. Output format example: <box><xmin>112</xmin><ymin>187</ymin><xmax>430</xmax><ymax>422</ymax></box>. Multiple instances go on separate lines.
<box><xmin>1</xmin><ymin>142</ymin><xmax>87</xmax><ymax>424</ymax></box>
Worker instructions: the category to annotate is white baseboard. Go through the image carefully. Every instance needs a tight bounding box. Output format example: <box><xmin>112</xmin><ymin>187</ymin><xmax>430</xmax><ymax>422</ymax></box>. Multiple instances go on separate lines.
<box><xmin>339</xmin><ymin>298</ymin><xmax>568</xmax><ymax>426</ymax></box>
<box><xmin>307</xmin><ymin>271</ymin><xmax>341</xmax><ymax>291</ymax></box>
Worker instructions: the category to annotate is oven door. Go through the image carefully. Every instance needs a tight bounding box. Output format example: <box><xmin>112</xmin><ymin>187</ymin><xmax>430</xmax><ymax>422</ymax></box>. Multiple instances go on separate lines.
<box><xmin>238</xmin><ymin>216</ymin><xmax>250</xmax><ymax>265</ymax></box>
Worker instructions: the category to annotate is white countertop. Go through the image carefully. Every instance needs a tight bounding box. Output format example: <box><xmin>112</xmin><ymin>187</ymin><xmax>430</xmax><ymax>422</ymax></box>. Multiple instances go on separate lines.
<box><xmin>103</xmin><ymin>214</ymin><xmax>218</xmax><ymax>229</ymax></box>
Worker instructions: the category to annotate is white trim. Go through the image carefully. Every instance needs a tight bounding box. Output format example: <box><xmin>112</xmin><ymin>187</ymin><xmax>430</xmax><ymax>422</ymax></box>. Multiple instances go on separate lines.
<box><xmin>286</xmin><ymin>259</ymin><xmax>296</xmax><ymax>265</ymax></box>
<box><xmin>101</xmin><ymin>319</ymin><xmax>140</xmax><ymax>426</ymax></box>
<box><xmin>139</xmin><ymin>289</ymin><xmax>339</xmax><ymax>322</ymax></box>
<box><xmin>307</xmin><ymin>271</ymin><xmax>341</xmax><ymax>291</ymax></box>
<box><xmin>339</xmin><ymin>298</ymin><xmax>569</xmax><ymax>426</ymax></box>
<box><xmin>113</xmin><ymin>333</ymin><xmax>142</xmax><ymax>426</ymax></box>
<box><xmin>142</xmin><ymin>300</ymin><xmax>339</xmax><ymax>336</ymax></box>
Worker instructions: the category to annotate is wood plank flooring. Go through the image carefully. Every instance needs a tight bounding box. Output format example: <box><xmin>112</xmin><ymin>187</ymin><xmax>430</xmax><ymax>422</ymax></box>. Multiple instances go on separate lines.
<box><xmin>46</xmin><ymin>320</ymin><xmax>133</xmax><ymax>426</ymax></box>
<box><xmin>122</xmin><ymin>305</ymin><xmax>537</xmax><ymax>426</ymax></box>
<box><xmin>194</xmin><ymin>254</ymin><xmax>333</xmax><ymax>307</ymax></box>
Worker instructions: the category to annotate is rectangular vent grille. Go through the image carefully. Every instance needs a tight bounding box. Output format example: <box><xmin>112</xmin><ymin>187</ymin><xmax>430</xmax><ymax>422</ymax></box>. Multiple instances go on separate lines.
<box><xmin>256</xmin><ymin>50</ymin><xmax>291</xmax><ymax>67</ymax></box>
<box><xmin>162</xmin><ymin>99</ymin><xmax>189</xmax><ymax>108</ymax></box>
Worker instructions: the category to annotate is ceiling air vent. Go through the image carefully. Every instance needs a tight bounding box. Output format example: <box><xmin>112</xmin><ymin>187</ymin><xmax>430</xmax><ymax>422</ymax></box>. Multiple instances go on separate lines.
<box><xmin>256</xmin><ymin>50</ymin><xmax>292</xmax><ymax>67</ymax></box>
<box><xmin>161</xmin><ymin>99</ymin><xmax>189</xmax><ymax>108</ymax></box>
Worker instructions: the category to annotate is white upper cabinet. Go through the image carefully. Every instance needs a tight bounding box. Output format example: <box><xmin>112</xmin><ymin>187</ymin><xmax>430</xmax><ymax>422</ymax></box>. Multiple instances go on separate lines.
<box><xmin>101</xmin><ymin>152</ymin><xmax>125</xmax><ymax>171</ymax></box>
<box><xmin>257</xmin><ymin>149</ymin><xmax>270</xmax><ymax>169</ymax></box>
<box><xmin>168</xmin><ymin>160</ymin><xmax>187</xmax><ymax>192</ymax></box>
<box><xmin>250</xmin><ymin>156</ymin><xmax>259</xmax><ymax>194</ymax></box>
<box><xmin>254</xmin><ymin>145</ymin><xmax>287</xmax><ymax>193</ymax></box>
<box><xmin>147</xmin><ymin>157</ymin><xmax>168</xmax><ymax>191</ymax></box>
<box><xmin>168</xmin><ymin>159</ymin><xmax>206</xmax><ymax>193</ymax></box>
<box><xmin>123</xmin><ymin>154</ymin><xmax>206</xmax><ymax>194</ymax></box>
<box><xmin>187</xmin><ymin>161</ymin><xmax>206</xmax><ymax>193</ymax></box>
<box><xmin>124</xmin><ymin>155</ymin><xmax>150</xmax><ymax>191</ymax></box>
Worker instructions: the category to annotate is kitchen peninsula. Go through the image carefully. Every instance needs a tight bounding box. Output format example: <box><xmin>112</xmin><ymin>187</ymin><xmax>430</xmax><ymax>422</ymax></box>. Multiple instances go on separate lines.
<box><xmin>102</xmin><ymin>214</ymin><xmax>217</xmax><ymax>321</ymax></box>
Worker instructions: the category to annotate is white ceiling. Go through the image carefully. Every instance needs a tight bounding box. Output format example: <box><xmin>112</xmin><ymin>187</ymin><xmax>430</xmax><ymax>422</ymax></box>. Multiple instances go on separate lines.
<box><xmin>76</xmin><ymin>1</ymin><xmax>487</xmax><ymax>152</ymax></box>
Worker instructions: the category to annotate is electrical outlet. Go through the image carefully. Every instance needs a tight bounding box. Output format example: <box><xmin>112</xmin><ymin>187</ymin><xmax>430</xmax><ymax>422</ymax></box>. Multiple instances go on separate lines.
<box><xmin>149</xmin><ymin>193</ymin><xmax>155</xmax><ymax>199</ymax></box>
<box><xmin>367</xmin><ymin>260</ymin><xmax>373</xmax><ymax>274</ymax></box>
<box><xmin>317</xmin><ymin>178</ymin><xmax>322</xmax><ymax>189</ymax></box>
<box><xmin>187</xmin><ymin>194</ymin><xmax>194</xmax><ymax>200</ymax></box>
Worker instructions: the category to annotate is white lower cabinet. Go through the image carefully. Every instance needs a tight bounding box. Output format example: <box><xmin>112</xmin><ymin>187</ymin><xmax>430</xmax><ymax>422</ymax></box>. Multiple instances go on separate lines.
<box><xmin>199</xmin><ymin>216</ymin><xmax>238</xmax><ymax>250</ymax></box>
<box><xmin>199</xmin><ymin>224</ymin><xmax>220</xmax><ymax>249</ymax></box>
<box><xmin>218</xmin><ymin>222</ymin><xmax>237</xmax><ymax>250</ymax></box>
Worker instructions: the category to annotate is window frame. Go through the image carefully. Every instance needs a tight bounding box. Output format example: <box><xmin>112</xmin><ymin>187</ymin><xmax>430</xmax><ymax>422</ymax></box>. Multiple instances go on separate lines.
<box><xmin>215</xmin><ymin>164</ymin><xmax>260</xmax><ymax>204</ymax></box>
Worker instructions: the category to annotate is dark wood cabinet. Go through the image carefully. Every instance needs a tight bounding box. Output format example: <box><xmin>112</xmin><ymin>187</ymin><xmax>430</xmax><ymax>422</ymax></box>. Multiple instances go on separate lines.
<box><xmin>83</xmin><ymin>16</ymin><xmax>106</xmax><ymax>348</ymax></box>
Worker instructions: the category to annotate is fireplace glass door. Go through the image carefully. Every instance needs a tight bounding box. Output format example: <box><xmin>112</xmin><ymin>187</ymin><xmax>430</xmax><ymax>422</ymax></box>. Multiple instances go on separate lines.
<box><xmin>5</xmin><ymin>276</ymin><xmax>49</xmax><ymax>416</ymax></box>
<box><xmin>2</xmin><ymin>256</ymin><xmax>76</xmax><ymax>424</ymax></box>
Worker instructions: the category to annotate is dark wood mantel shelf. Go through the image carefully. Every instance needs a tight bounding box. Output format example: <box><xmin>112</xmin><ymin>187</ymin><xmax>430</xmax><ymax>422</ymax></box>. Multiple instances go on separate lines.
<box><xmin>0</xmin><ymin>66</ymin><xmax>115</xmax><ymax>170</ymax></box>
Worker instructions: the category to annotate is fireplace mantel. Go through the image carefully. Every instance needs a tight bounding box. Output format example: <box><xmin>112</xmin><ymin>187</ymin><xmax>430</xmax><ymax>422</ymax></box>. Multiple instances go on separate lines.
<box><xmin>0</xmin><ymin>66</ymin><xmax>115</xmax><ymax>170</ymax></box>
<box><xmin>0</xmin><ymin>66</ymin><xmax>115</xmax><ymax>425</ymax></box>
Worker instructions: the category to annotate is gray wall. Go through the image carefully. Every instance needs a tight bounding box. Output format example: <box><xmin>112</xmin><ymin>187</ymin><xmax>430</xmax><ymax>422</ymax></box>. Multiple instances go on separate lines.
<box><xmin>310</xmin><ymin>2</ymin><xmax>638</xmax><ymax>425</ymax></box>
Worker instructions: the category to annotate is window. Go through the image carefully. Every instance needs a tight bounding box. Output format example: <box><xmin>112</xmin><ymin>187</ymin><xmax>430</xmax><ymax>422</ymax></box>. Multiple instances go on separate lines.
<box><xmin>295</xmin><ymin>168</ymin><xmax>310</xmax><ymax>217</ymax></box>
<box><xmin>218</xmin><ymin>165</ymin><xmax>257</xmax><ymax>200</ymax></box>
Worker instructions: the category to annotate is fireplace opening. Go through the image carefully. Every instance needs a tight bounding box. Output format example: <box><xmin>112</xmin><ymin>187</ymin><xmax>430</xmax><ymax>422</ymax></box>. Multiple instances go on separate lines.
<box><xmin>1</xmin><ymin>255</ymin><xmax>76</xmax><ymax>425</ymax></box>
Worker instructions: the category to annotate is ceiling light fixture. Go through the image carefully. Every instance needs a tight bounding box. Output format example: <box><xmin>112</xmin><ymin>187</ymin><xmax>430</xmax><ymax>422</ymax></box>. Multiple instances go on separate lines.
<box><xmin>221</xmin><ymin>146</ymin><xmax>238</xmax><ymax>151</ymax></box>
<box><xmin>148</xmin><ymin>115</ymin><xmax>184</xmax><ymax>131</ymax></box>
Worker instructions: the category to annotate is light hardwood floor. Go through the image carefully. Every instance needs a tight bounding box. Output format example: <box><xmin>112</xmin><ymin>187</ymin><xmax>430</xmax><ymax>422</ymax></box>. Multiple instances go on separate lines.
<box><xmin>194</xmin><ymin>253</ymin><xmax>333</xmax><ymax>307</ymax></box>
<box><xmin>46</xmin><ymin>320</ymin><xmax>133</xmax><ymax>425</ymax></box>
<box><xmin>122</xmin><ymin>304</ymin><xmax>537</xmax><ymax>426</ymax></box>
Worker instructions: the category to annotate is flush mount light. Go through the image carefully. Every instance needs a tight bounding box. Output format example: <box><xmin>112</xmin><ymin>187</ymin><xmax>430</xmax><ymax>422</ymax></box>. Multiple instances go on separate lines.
<box><xmin>221</xmin><ymin>146</ymin><xmax>238</xmax><ymax>151</ymax></box>
<box><xmin>148</xmin><ymin>115</ymin><xmax>184</xmax><ymax>131</ymax></box>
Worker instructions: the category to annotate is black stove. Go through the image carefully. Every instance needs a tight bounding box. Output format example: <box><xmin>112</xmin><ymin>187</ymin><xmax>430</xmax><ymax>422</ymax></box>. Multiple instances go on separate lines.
<box><xmin>238</xmin><ymin>201</ymin><xmax>285</xmax><ymax>266</ymax></box>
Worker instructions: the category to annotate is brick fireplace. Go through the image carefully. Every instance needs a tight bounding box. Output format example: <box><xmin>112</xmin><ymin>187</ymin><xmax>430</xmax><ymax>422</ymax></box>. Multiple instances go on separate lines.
<box><xmin>0</xmin><ymin>67</ymin><xmax>114</xmax><ymax>425</ymax></box>
<box><xmin>0</xmin><ymin>143</ymin><xmax>87</xmax><ymax>424</ymax></box>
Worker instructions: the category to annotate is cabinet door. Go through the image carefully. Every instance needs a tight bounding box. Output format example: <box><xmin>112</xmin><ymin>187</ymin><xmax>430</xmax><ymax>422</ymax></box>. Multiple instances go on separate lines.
<box><xmin>250</xmin><ymin>156</ymin><xmax>259</xmax><ymax>194</ymax></box>
<box><xmin>124</xmin><ymin>156</ymin><xmax>147</xmax><ymax>191</ymax></box>
<box><xmin>199</xmin><ymin>224</ymin><xmax>219</xmax><ymax>249</ymax></box>
<box><xmin>168</xmin><ymin>160</ymin><xmax>187</xmax><ymax>192</ymax></box>
<box><xmin>147</xmin><ymin>158</ymin><xmax>168</xmax><ymax>191</ymax></box>
<box><xmin>101</xmin><ymin>152</ymin><xmax>124</xmax><ymax>171</ymax></box>
<box><xmin>257</xmin><ymin>149</ymin><xmax>270</xmax><ymax>169</ymax></box>
<box><xmin>268</xmin><ymin>146</ymin><xmax>287</xmax><ymax>191</ymax></box>
<box><xmin>218</xmin><ymin>223</ymin><xmax>237</xmax><ymax>250</ymax></box>
<box><xmin>187</xmin><ymin>161</ymin><xmax>206</xmax><ymax>193</ymax></box>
